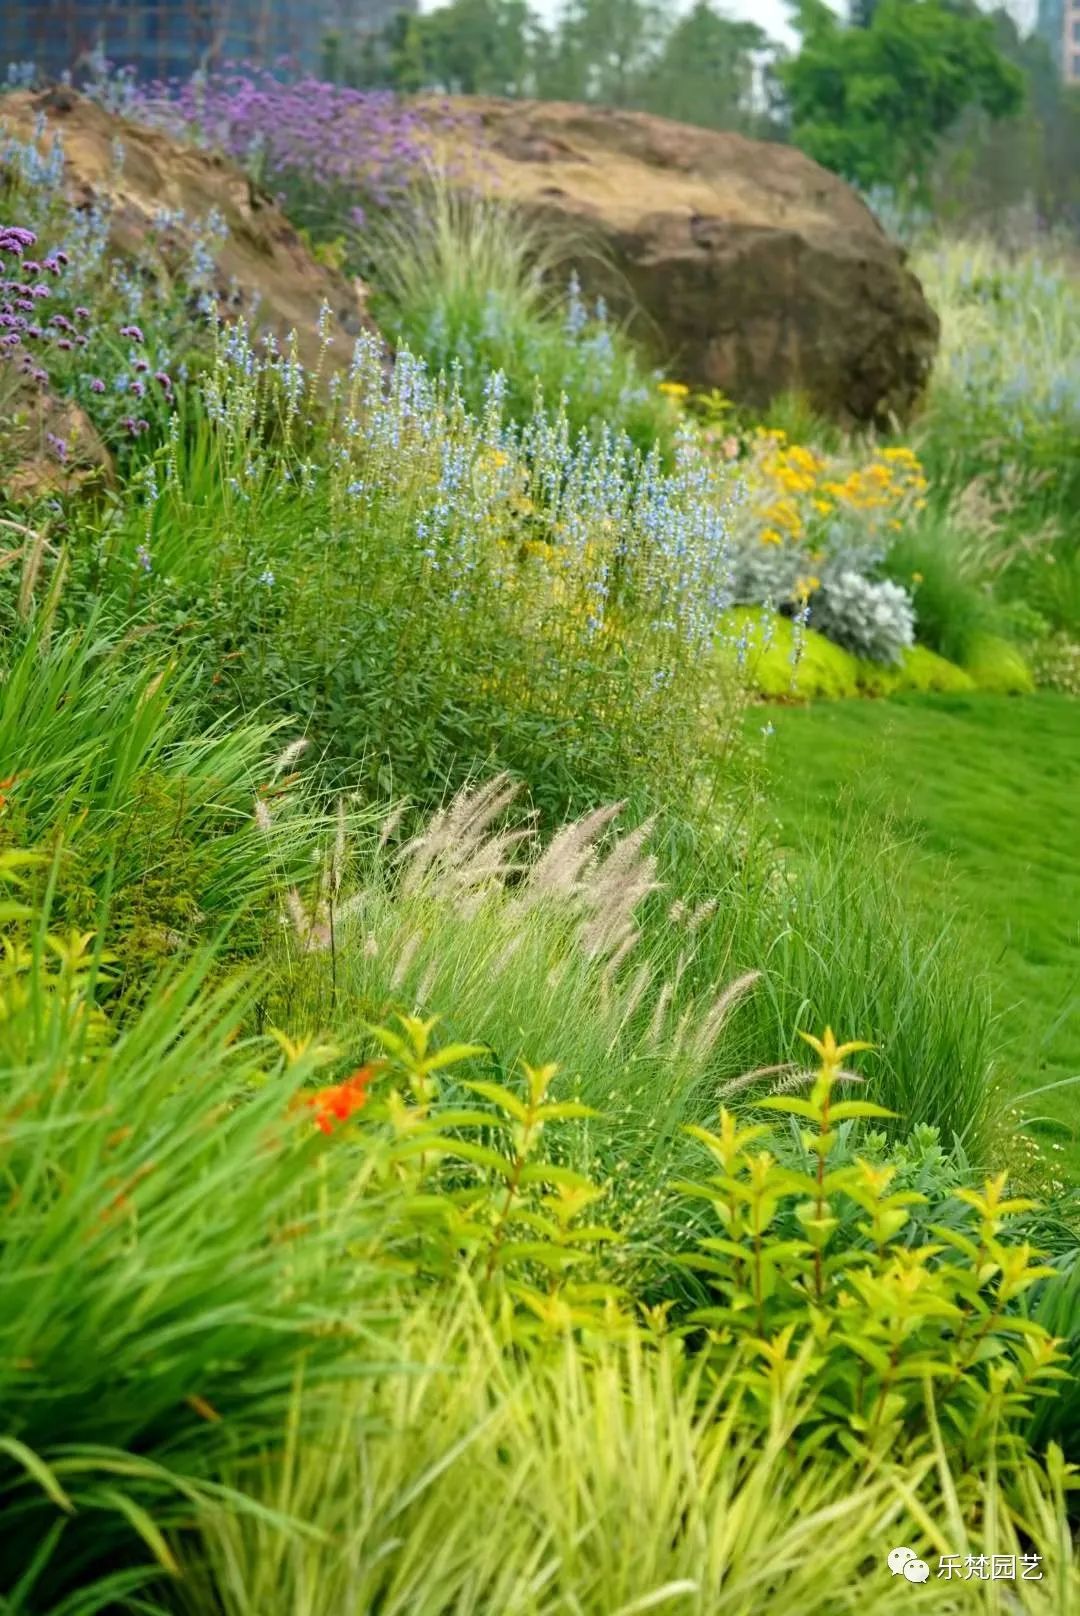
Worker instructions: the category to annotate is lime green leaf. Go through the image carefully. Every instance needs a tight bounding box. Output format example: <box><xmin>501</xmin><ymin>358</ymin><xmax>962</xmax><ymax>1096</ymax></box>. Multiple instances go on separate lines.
<box><xmin>494</xmin><ymin>1242</ymin><xmax>587</xmax><ymax>1270</ymax></box>
<box><xmin>425</xmin><ymin>1139</ymin><xmax>513</xmax><ymax>1177</ymax></box>
<box><xmin>98</xmin><ymin>1488</ymin><xmax>180</xmax><ymax>1575</ymax></box>
<box><xmin>0</xmin><ymin>1437</ymin><xmax>74</xmax><ymax>1514</ymax></box>
<box><xmin>534</xmin><ymin>1101</ymin><xmax>599</xmax><ymax>1122</ymax></box>
<box><xmin>757</xmin><ymin>1097</ymin><xmax>821</xmax><ymax>1121</ymax></box>
<box><xmin>428</xmin><ymin>1108</ymin><xmax>504</xmax><ymax>1131</ymax></box>
<box><xmin>461</xmin><ymin>1081</ymin><xmax>529</xmax><ymax>1121</ymax></box>
<box><xmin>421</xmin><ymin>1043</ymin><xmax>489</xmax><ymax>1073</ymax></box>
<box><xmin>828</xmin><ymin>1101</ymin><xmax>899</xmax><ymax>1123</ymax></box>
<box><xmin>518</xmin><ymin>1162</ymin><xmax>594</xmax><ymax>1190</ymax></box>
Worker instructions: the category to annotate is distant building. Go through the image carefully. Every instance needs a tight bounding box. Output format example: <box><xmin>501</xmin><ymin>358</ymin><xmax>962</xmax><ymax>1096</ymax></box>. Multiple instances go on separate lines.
<box><xmin>0</xmin><ymin>1</ymin><xmax>415</xmax><ymax>83</ymax></box>
<box><xmin>1038</xmin><ymin>0</ymin><xmax>1080</xmax><ymax>84</ymax></box>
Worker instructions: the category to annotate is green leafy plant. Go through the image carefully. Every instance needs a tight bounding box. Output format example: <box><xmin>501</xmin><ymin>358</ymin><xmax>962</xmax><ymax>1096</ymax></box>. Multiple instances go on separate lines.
<box><xmin>676</xmin><ymin>1027</ymin><xmax>1070</xmax><ymax>1467</ymax></box>
<box><xmin>366</xmin><ymin>179</ymin><xmax>679</xmax><ymax>454</ymax></box>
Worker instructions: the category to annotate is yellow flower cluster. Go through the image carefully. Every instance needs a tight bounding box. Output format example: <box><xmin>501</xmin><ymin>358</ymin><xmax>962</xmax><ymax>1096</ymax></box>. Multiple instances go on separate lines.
<box><xmin>745</xmin><ymin>430</ymin><xmax>928</xmax><ymax>550</ymax></box>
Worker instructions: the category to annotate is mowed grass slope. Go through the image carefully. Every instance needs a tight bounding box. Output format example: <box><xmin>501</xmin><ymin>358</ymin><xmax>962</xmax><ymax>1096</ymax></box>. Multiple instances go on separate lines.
<box><xmin>755</xmin><ymin>693</ymin><xmax>1080</xmax><ymax>1181</ymax></box>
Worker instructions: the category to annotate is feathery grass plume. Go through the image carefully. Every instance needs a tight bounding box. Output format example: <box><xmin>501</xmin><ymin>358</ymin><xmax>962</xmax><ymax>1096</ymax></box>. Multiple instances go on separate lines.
<box><xmin>716</xmin><ymin>1061</ymin><xmax>867</xmax><ymax>1100</ymax></box>
<box><xmin>686</xmin><ymin>896</ymin><xmax>719</xmax><ymax>933</ymax></box>
<box><xmin>396</xmin><ymin>773</ymin><xmax>523</xmax><ymax>896</ymax></box>
<box><xmin>715</xmin><ymin>1062</ymin><xmax>806</xmax><ymax>1101</ymax></box>
<box><xmin>16</xmin><ymin>520</ymin><xmax>54</xmax><ymax>620</ymax></box>
<box><xmin>690</xmin><ymin>969</ymin><xmax>763</xmax><ymax>1061</ymax></box>
<box><xmin>270</xmin><ymin>736</ymin><xmax>309</xmax><ymax>780</ymax></box>
<box><xmin>600</xmin><ymin>928</ymin><xmax>642</xmax><ymax>988</ymax></box>
<box><xmin>390</xmin><ymin>929</ymin><xmax>424</xmax><ymax>990</ymax></box>
<box><xmin>285</xmin><ymin>888</ymin><xmax>332</xmax><ymax>953</ymax></box>
<box><xmin>521</xmin><ymin>801</ymin><xmax>625</xmax><ymax>902</ymax></box>
<box><xmin>608</xmin><ymin>961</ymin><xmax>655</xmax><ymax>1051</ymax></box>
<box><xmin>577</xmin><ymin>817</ymin><xmax>661</xmax><ymax>963</ymax></box>
<box><xmin>331</xmin><ymin>796</ymin><xmax>348</xmax><ymax>897</ymax></box>
<box><xmin>376</xmin><ymin>800</ymin><xmax>409</xmax><ymax>850</ymax></box>
<box><xmin>646</xmin><ymin>979</ymin><xmax>677</xmax><ymax>1049</ymax></box>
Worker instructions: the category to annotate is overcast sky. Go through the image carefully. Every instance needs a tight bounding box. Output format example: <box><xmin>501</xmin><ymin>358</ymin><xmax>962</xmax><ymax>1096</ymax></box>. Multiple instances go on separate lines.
<box><xmin>418</xmin><ymin>0</ymin><xmax>1037</xmax><ymax>51</ymax></box>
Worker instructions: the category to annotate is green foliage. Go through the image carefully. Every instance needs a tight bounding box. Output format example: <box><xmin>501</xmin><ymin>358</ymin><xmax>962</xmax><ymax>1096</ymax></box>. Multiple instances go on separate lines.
<box><xmin>0</xmin><ymin>124</ymin><xmax>214</xmax><ymax>466</ymax></box>
<box><xmin>3</xmin><ymin>71</ymin><xmax>1079</xmax><ymax>1615</ymax></box>
<box><xmin>757</xmin><ymin>694</ymin><xmax>1080</xmax><ymax>1183</ymax></box>
<box><xmin>678</xmin><ymin>1029</ymin><xmax>1067</xmax><ymax>1465</ymax></box>
<box><xmin>1031</xmin><ymin>632</ymin><xmax>1080</xmax><ymax>696</ymax></box>
<box><xmin>0</xmin><ymin>621</ymin><xmax>345</xmax><ymax>975</ymax></box>
<box><xmin>784</xmin><ymin>0</ymin><xmax>1024</xmax><ymax>197</ymax></box>
<box><xmin>0</xmin><ymin>817</ymin><xmax>1069</xmax><ymax>1606</ymax></box>
<box><xmin>856</xmin><ymin>644</ymin><xmax>977</xmax><ymax>697</ymax></box>
<box><xmin>928</xmin><ymin>11</ymin><xmax>1080</xmax><ymax>232</ymax></box>
<box><xmin>259</xmin><ymin>766</ymin><xmax>1002</xmax><ymax>1223</ymax></box>
<box><xmin>961</xmin><ymin>633</ymin><xmax>1035</xmax><ymax>696</ymax></box>
<box><xmin>885</xmin><ymin>514</ymin><xmax>1003</xmax><ymax>667</ymax></box>
<box><xmin>0</xmin><ymin>890</ymin><xmax>397</xmax><ymax>1607</ymax></box>
<box><xmin>357</xmin><ymin>0</ymin><xmax>778</xmax><ymax>137</ymax></box>
<box><xmin>1024</xmin><ymin>1250</ymin><xmax>1080</xmax><ymax>1464</ymax></box>
<box><xmin>386</xmin><ymin>0</ymin><xmax>541</xmax><ymax>96</ymax></box>
<box><xmin>624</xmin><ymin>2</ymin><xmax>766</xmax><ymax>130</ymax></box>
<box><xmin>178</xmin><ymin>1310</ymin><xmax>1080</xmax><ymax>1615</ymax></box>
<box><xmin>719</xmin><ymin>607</ymin><xmax>975</xmax><ymax>700</ymax></box>
<box><xmin>910</xmin><ymin>238</ymin><xmax>1080</xmax><ymax>621</ymax></box>
<box><xmin>34</xmin><ymin>320</ymin><xmax>731</xmax><ymax>826</ymax></box>
<box><xmin>351</xmin><ymin>1014</ymin><xmax>627</xmax><ymax>1339</ymax></box>
<box><xmin>366</xmin><ymin>181</ymin><xmax>678</xmax><ymax>455</ymax></box>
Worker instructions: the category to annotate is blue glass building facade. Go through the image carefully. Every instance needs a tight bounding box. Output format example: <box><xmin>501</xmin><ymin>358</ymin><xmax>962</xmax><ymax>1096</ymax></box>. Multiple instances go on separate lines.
<box><xmin>1</xmin><ymin>1</ymin><xmax>411</xmax><ymax>81</ymax></box>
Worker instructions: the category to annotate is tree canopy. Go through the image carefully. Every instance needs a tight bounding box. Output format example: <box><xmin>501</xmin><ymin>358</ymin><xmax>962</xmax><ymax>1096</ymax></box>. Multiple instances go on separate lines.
<box><xmin>783</xmin><ymin>0</ymin><xmax>1025</xmax><ymax>195</ymax></box>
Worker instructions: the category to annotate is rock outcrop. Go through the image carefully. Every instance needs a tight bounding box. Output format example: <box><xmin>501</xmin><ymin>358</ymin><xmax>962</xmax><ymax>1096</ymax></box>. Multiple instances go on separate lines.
<box><xmin>426</xmin><ymin>98</ymin><xmax>940</xmax><ymax>425</ymax></box>
<box><xmin>2</xmin><ymin>378</ymin><xmax>112</xmax><ymax>503</ymax></box>
<box><xmin>0</xmin><ymin>88</ymin><xmax>377</xmax><ymax>377</ymax></box>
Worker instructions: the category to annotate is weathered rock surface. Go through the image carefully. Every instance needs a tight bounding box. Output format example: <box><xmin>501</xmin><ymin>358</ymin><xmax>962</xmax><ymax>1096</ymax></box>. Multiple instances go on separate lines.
<box><xmin>425</xmin><ymin>98</ymin><xmax>940</xmax><ymax>425</ymax></box>
<box><xmin>1</xmin><ymin>378</ymin><xmax>112</xmax><ymax>504</ymax></box>
<box><xmin>0</xmin><ymin>88</ymin><xmax>377</xmax><ymax>376</ymax></box>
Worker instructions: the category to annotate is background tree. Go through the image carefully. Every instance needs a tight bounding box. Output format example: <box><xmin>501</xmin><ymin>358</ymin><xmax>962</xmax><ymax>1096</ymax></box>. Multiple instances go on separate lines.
<box><xmin>783</xmin><ymin>0</ymin><xmax>1025</xmax><ymax>197</ymax></box>
<box><xmin>537</xmin><ymin>0</ymin><xmax>666</xmax><ymax>106</ymax></box>
<box><xmin>383</xmin><ymin>0</ymin><xmax>541</xmax><ymax>96</ymax></box>
<box><xmin>637</xmin><ymin>3</ymin><xmax>769</xmax><ymax>134</ymax></box>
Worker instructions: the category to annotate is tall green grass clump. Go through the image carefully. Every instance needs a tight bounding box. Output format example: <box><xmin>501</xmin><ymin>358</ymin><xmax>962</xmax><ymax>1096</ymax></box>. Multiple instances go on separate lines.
<box><xmin>178</xmin><ymin>1306</ymin><xmax>1080</xmax><ymax>1616</ymax></box>
<box><xmin>0</xmin><ymin>621</ymin><xmax>350</xmax><ymax>974</ymax></box>
<box><xmin>265</xmin><ymin>771</ymin><xmax>1000</xmax><ymax>1232</ymax></box>
<box><xmin>367</xmin><ymin>183</ymin><xmax>680</xmax><ymax>454</ymax></box>
<box><xmin>910</xmin><ymin>238</ymin><xmax>1080</xmax><ymax>645</ymax></box>
<box><xmin>0</xmin><ymin>882</ymin><xmax>404</xmax><ymax>1610</ymax></box>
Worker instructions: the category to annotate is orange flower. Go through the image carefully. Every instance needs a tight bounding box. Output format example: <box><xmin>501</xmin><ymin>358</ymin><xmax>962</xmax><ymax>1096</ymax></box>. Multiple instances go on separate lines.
<box><xmin>0</xmin><ymin>773</ymin><xmax>17</xmax><ymax>813</ymax></box>
<box><xmin>296</xmin><ymin>1064</ymin><xmax>383</xmax><ymax>1135</ymax></box>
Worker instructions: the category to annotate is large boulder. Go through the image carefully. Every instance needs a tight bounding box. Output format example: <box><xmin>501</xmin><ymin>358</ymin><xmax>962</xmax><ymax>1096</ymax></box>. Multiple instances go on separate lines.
<box><xmin>0</xmin><ymin>88</ymin><xmax>378</xmax><ymax>377</ymax></box>
<box><xmin>426</xmin><ymin>98</ymin><xmax>939</xmax><ymax>426</ymax></box>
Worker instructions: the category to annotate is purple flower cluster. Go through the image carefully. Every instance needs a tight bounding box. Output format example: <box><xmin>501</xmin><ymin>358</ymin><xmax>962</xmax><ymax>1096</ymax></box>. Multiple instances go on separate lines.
<box><xmin>0</xmin><ymin>223</ymin><xmax>68</xmax><ymax>394</ymax></box>
<box><xmin>2</xmin><ymin>216</ymin><xmax>179</xmax><ymax>455</ymax></box>
<box><xmin>130</xmin><ymin>70</ymin><xmax>463</xmax><ymax>223</ymax></box>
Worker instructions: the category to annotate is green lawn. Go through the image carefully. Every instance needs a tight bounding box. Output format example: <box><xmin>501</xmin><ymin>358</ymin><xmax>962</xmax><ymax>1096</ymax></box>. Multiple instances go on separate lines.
<box><xmin>755</xmin><ymin>692</ymin><xmax>1080</xmax><ymax>1184</ymax></box>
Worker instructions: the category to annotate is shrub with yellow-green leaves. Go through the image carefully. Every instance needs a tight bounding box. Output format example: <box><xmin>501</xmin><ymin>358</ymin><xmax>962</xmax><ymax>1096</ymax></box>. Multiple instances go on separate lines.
<box><xmin>293</xmin><ymin>1004</ymin><xmax>1073</xmax><ymax>1481</ymax></box>
<box><xmin>675</xmin><ymin>1028</ymin><xmax>1070</xmax><ymax>1471</ymax></box>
